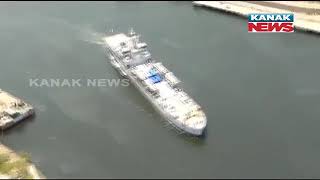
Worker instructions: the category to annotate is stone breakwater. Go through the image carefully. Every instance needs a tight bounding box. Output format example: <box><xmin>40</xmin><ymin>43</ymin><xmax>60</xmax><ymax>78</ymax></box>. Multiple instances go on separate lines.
<box><xmin>193</xmin><ymin>1</ymin><xmax>320</xmax><ymax>34</ymax></box>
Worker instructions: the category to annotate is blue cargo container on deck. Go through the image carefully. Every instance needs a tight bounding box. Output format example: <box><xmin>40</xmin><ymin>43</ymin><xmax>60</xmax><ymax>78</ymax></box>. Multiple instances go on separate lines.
<box><xmin>148</xmin><ymin>68</ymin><xmax>158</xmax><ymax>77</ymax></box>
<box><xmin>149</xmin><ymin>73</ymin><xmax>162</xmax><ymax>84</ymax></box>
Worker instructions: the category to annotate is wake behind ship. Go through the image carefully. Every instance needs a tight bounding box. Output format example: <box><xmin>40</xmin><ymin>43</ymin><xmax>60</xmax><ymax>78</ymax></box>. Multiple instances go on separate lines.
<box><xmin>103</xmin><ymin>29</ymin><xmax>207</xmax><ymax>136</ymax></box>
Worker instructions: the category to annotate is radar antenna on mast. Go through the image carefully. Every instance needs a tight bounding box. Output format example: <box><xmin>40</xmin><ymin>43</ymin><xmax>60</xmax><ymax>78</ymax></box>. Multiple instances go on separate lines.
<box><xmin>128</xmin><ymin>28</ymin><xmax>136</xmax><ymax>37</ymax></box>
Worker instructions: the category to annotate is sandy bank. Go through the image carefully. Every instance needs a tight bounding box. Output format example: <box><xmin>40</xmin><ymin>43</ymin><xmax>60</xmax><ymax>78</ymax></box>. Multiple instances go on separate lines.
<box><xmin>0</xmin><ymin>143</ymin><xmax>45</xmax><ymax>179</ymax></box>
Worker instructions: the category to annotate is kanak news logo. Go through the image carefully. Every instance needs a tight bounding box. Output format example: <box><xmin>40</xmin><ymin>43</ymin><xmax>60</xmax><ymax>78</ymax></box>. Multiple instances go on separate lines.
<box><xmin>248</xmin><ymin>13</ymin><xmax>294</xmax><ymax>33</ymax></box>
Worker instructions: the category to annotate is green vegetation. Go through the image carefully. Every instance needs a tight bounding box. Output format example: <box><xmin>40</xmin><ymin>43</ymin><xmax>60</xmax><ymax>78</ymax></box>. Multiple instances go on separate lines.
<box><xmin>0</xmin><ymin>151</ymin><xmax>33</xmax><ymax>179</ymax></box>
<box><xmin>18</xmin><ymin>151</ymin><xmax>31</xmax><ymax>163</ymax></box>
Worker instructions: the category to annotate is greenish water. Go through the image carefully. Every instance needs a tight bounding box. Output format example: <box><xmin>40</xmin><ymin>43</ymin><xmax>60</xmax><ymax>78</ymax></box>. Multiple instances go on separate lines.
<box><xmin>0</xmin><ymin>1</ymin><xmax>320</xmax><ymax>178</ymax></box>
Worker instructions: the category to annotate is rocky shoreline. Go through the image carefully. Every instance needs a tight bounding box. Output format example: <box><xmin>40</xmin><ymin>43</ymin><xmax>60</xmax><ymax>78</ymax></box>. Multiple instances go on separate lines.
<box><xmin>0</xmin><ymin>143</ymin><xmax>45</xmax><ymax>179</ymax></box>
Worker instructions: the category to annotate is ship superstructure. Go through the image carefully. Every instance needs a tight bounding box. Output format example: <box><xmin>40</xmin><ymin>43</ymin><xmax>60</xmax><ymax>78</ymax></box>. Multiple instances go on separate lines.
<box><xmin>103</xmin><ymin>29</ymin><xmax>207</xmax><ymax>136</ymax></box>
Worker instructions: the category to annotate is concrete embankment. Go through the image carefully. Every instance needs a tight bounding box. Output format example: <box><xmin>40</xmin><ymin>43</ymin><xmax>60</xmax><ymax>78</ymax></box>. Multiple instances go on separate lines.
<box><xmin>193</xmin><ymin>1</ymin><xmax>320</xmax><ymax>34</ymax></box>
<box><xmin>0</xmin><ymin>143</ymin><xmax>45</xmax><ymax>179</ymax></box>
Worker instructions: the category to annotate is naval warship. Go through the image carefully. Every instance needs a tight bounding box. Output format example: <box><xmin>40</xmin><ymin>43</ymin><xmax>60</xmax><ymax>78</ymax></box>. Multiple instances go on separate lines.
<box><xmin>103</xmin><ymin>29</ymin><xmax>207</xmax><ymax>136</ymax></box>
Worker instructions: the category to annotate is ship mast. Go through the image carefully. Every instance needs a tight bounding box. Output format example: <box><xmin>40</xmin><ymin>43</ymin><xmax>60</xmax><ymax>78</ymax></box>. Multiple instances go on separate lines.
<box><xmin>128</xmin><ymin>28</ymin><xmax>136</xmax><ymax>37</ymax></box>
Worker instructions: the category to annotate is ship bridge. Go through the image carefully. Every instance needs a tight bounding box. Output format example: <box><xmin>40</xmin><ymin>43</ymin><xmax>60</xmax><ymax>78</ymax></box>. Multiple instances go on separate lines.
<box><xmin>103</xmin><ymin>33</ymin><xmax>152</xmax><ymax>67</ymax></box>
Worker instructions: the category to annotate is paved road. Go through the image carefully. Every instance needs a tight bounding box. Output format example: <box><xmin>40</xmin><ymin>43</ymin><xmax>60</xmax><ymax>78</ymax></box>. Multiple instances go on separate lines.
<box><xmin>249</xmin><ymin>1</ymin><xmax>320</xmax><ymax>15</ymax></box>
